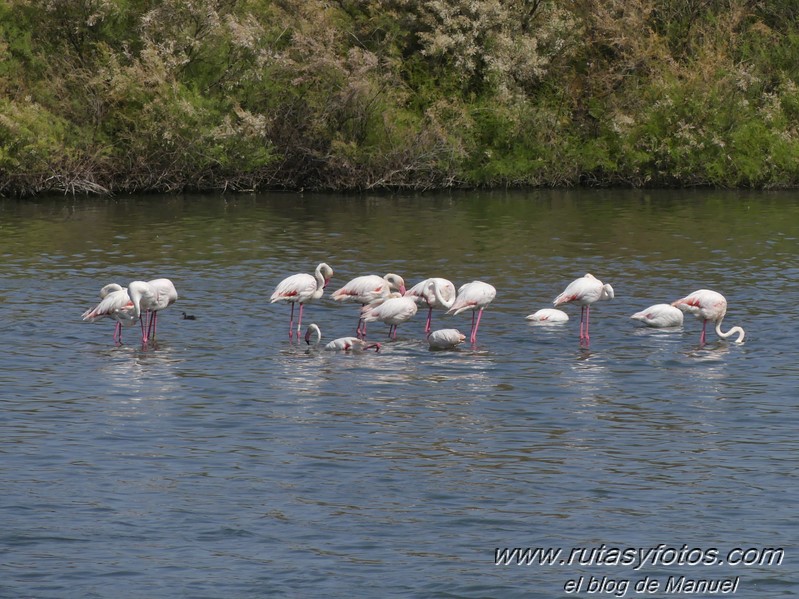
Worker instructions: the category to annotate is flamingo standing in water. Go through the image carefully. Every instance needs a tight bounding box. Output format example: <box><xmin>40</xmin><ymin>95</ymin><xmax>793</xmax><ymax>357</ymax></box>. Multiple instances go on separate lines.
<box><xmin>81</xmin><ymin>283</ymin><xmax>138</xmax><ymax>344</ymax></box>
<box><xmin>405</xmin><ymin>277</ymin><xmax>456</xmax><ymax>333</ymax></box>
<box><xmin>128</xmin><ymin>278</ymin><xmax>178</xmax><ymax>344</ymax></box>
<box><xmin>446</xmin><ymin>281</ymin><xmax>496</xmax><ymax>344</ymax></box>
<box><xmin>553</xmin><ymin>273</ymin><xmax>614</xmax><ymax>344</ymax></box>
<box><xmin>304</xmin><ymin>323</ymin><xmax>381</xmax><ymax>352</ymax></box>
<box><xmin>630</xmin><ymin>304</ymin><xmax>684</xmax><ymax>328</ymax></box>
<box><xmin>427</xmin><ymin>328</ymin><xmax>466</xmax><ymax>350</ymax></box>
<box><xmin>270</xmin><ymin>262</ymin><xmax>334</xmax><ymax>340</ymax></box>
<box><xmin>671</xmin><ymin>289</ymin><xmax>745</xmax><ymax>345</ymax></box>
<box><xmin>331</xmin><ymin>273</ymin><xmax>405</xmax><ymax>338</ymax></box>
<box><xmin>526</xmin><ymin>308</ymin><xmax>569</xmax><ymax>323</ymax></box>
<box><xmin>360</xmin><ymin>293</ymin><xmax>418</xmax><ymax>340</ymax></box>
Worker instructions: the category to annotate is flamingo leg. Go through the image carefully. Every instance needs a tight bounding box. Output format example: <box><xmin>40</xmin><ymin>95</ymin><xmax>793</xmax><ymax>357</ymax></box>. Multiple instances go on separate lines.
<box><xmin>140</xmin><ymin>312</ymin><xmax>149</xmax><ymax>344</ymax></box>
<box><xmin>425</xmin><ymin>307</ymin><xmax>433</xmax><ymax>334</ymax></box>
<box><xmin>700</xmin><ymin>319</ymin><xmax>708</xmax><ymax>346</ymax></box>
<box><xmin>114</xmin><ymin>321</ymin><xmax>122</xmax><ymax>345</ymax></box>
<box><xmin>472</xmin><ymin>307</ymin><xmax>486</xmax><ymax>344</ymax></box>
<box><xmin>296</xmin><ymin>304</ymin><xmax>305</xmax><ymax>338</ymax></box>
<box><xmin>288</xmin><ymin>302</ymin><xmax>296</xmax><ymax>340</ymax></box>
<box><xmin>148</xmin><ymin>311</ymin><xmax>158</xmax><ymax>341</ymax></box>
<box><xmin>584</xmin><ymin>305</ymin><xmax>591</xmax><ymax>343</ymax></box>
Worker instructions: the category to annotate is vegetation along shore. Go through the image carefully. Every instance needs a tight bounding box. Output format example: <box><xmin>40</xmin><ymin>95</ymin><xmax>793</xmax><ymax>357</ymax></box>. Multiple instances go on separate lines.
<box><xmin>3</xmin><ymin>0</ymin><xmax>799</xmax><ymax>197</ymax></box>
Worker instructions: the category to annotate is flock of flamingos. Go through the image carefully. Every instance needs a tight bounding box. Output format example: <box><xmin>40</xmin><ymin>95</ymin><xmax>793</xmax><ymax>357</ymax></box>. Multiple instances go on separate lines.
<box><xmin>81</xmin><ymin>264</ymin><xmax>746</xmax><ymax>351</ymax></box>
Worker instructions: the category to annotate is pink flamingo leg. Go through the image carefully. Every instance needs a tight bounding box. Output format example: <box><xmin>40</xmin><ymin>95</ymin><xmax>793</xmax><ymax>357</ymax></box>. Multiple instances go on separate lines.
<box><xmin>147</xmin><ymin>311</ymin><xmax>158</xmax><ymax>341</ymax></box>
<box><xmin>288</xmin><ymin>302</ymin><xmax>296</xmax><ymax>339</ymax></box>
<box><xmin>584</xmin><ymin>305</ymin><xmax>591</xmax><ymax>343</ymax></box>
<box><xmin>700</xmin><ymin>319</ymin><xmax>708</xmax><ymax>345</ymax></box>
<box><xmin>296</xmin><ymin>304</ymin><xmax>305</xmax><ymax>339</ymax></box>
<box><xmin>470</xmin><ymin>308</ymin><xmax>485</xmax><ymax>344</ymax></box>
<box><xmin>140</xmin><ymin>311</ymin><xmax>149</xmax><ymax>343</ymax></box>
<box><xmin>425</xmin><ymin>307</ymin><xmax>433</xmax><ymax>334</ymax></box>
<box><xmin>113</xmin><ymin>321</ymin><xmax>122</xmax><ymax>344</ymax></box>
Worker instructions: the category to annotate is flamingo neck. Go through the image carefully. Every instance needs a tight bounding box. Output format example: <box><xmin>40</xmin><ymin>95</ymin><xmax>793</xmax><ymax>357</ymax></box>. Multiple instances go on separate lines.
<box><xmin>715</xmin><ymin>319</ymin><xmax>745</xmax><ymax>343</ymax></box>
<box><xmin>429</xmin><ymin>280</ymin><xmax>454</xmax><ymax>309</ymax></box>
<box><xmin>305</xmin><ymin>324</ymin><xmax>321</xmax><ymax>346</ymax></box>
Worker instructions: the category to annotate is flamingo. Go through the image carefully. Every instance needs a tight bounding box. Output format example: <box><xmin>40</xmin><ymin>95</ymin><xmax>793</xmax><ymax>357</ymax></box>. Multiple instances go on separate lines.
<box><xmin>526</xmin><ymin>308</ymin><xmax>569</xmax><ymax>323</ymax></box>
<box><xmin>270</xmin><ymin>262</ymin><xmax>334</xmax><ymax>340</ymax></box>
<box><xmin>553</xmin><ymin>273</ymin><xmax>614</xmax><ymax>344</ymax></box>
<box><xmin>446</xmin><ymin>281</ymin><xmax>496</xmax><ymax>344</ymax></box>
<box><xmin>81</xmin><ymin>283</ymin><xmax>138</xmax><ymax>344</ymax></box>
<box><xmin>127</xmin><ymin>278</ymin><xmax>178</xmax><ymax>344</ymax></box>
<box><xmin>331</xmin><ymin>273</ymin><xmax>405</xmax><ymax>338</ymax></box>
<box><xmin>630</xmin><ymin>304</ymin><xmax>684</xmax><ymax>328</ymax></box>
<box><xmin>304</xmin><ymin>323</ymin><xmax>381</xmax><ymax>352</ymax></box>
<box><xmin>671</xmin><ymin>289</ymin><xmax>745</xmax><ymax>345</ymax></box>
<box><xmin>427</xmin><ymin>328</ymin><xmax>466</xmax><ymax>350</ymax></box>
<box><xmin>360</xmin><ymin>293</ymin><xmax>418</xmax><ymax>340</ymax></box>
<box><xmin>405</xmin><ymin>277</ymin><xmax>456</xmax><ymax>333</ymax></box>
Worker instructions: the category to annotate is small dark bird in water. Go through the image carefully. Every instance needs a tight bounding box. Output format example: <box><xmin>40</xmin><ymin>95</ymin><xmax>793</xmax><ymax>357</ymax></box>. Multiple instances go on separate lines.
<box><xmin>181</xmin><ymin>312</ymin><xmax>197</xmax><ymax>320</ymax></box>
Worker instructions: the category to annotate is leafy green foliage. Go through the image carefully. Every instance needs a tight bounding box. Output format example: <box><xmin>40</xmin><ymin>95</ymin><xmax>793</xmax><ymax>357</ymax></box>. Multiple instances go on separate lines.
<box><xmin>2</xmin><ymin>0</ymin><xmax>799</xmax><ymax>195</ymax></box>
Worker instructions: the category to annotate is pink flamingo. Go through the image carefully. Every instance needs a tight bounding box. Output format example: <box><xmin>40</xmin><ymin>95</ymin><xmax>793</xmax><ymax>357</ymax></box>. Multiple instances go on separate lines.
<box><xmin>304</xmin><ymin>323</ymin><xmax>381</xmax><ymax>352</ymax></box>
<box><xmin>331</xmin><ymin>273</ymin><xmax>405</xmax><ymax>338</ymax></box>
<box><xmin>427</xmin><ymin>328</ymin><xmax>466</xmax><ymax>350</ymax></box>
<box><xmin>360</xmin><ymin>293</ymin><xmax>418</xmax><ymax>340</ymax></box>
<box><xmin>630</xmin><ymin>304</ymin><xmax>684</xmax><ymax>328</ymax></box>
<box><xmin>671</xmin><ymin>289</ymin><xmax>745</xmax><ymax>345</ymax></box>
<box><xmin>526</xmin><ymin>308</ymin><xmax>569</xmax><ymax>323</ymax></box>
<box><xmin>446</xmin><ymin>281</ymin><xmax>496</xmax><ymax>344</ymax></box>
<box><xmin>553</xmin><ymin>273</ymin><xmax>614</xmax><ymax>344</ymax></box>
<box><xmin>81</xmin><ymin>283</ymin><xmax>138</xmax><ymax>344</ymax></box>
<box><xmin>405</xmin><ymin>277</ymin><xmax>456</xmax><ymax>333</ymax></box>
<box><xmin>270</xmin><ymin>262</ymin><xmax>334</xmax><ymax>340</ymax></box>
<box><xmin>128</xmin><ymin>279</ymin><xmax>178</xmax><ymax>344</ymax></box>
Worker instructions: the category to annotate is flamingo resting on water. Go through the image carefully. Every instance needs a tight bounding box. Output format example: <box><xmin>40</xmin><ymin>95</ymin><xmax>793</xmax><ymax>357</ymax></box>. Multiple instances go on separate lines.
<box><xmin>270</xmin><ymin>262</ymin><xmax>334</xmax><ymax>340</ymax></box>
<box><xmin>671</xmin><ymin>289</ymin><xmax>745</xmax><ymax>345</ymax></box>
<box><xmin>331</xmin><ymin>273</ymin><xmax>405</xmax><ymax>338</ymax></box>
<box><xmin>360</xmin><ymin>293</ymin><xmax>418</xmax><ymax>340</ymax></box>
<box><xmin>630</xmin><ymin>304</ymin><xmax>684</xmax><ymax>328</ymax></box>
<box><xmin>304</xmin><ymin>323</ymin><xmax>381</xmax><ymax>352</ymax></box>
<box><xmin>405</xmin><ymin>277</ymin><xmax>456</xmax><ymax>334</ymax></box>
<box><xmin>81</xmin><ymin>283</ymin><xmax>138</xmax><ymax>344</ymax></box>
<box><xmin>427</xmin><ymin>328</ymin><xmax>466</xmax><ymax>350</ymax></box>
<box><xmin>128</xmin><ymin>278</ymin><xmax>178</xmax><ymax>344</ymax></box>
<box><xmin>446</xmin><ymin>281</ymin><xmax>496</xmax><ymax>344</ymax></box>
<box><xmin>526</xmin><ymin>308</ymin><xmax>569</xmax><ymax>323</ymax></box>
<box><xmin>553</xmin><ymin>273</ymin><xmax>614</xmax><ymax>344</ymax></box>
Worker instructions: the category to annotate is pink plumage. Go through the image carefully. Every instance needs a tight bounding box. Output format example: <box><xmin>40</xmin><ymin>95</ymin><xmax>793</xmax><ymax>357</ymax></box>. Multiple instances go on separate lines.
<box><xmin>671</xmin><ymin>289</ymin><xmax>745</xmax><ymax>345</ymax></box>
<box><xmin>271</xmin><ymin>262</ymin><xmax>333</xmax><ymax>340</ymax></box>
<box><xmin>553</xmin><ymin>273</ymin><xmax>614</xmax><ymax>344</ymax></box>
<box><xmin>446</xmin><ymin>281</ymin><xmax>496</xmax><ymax>344</ymax></box>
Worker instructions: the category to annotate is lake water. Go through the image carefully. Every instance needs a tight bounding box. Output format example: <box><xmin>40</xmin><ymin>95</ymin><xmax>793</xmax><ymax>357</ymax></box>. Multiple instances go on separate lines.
<box><xmin>1</xmin><ymin>190</ymin><xmax>797</xmax><ymax>598</ymax></box>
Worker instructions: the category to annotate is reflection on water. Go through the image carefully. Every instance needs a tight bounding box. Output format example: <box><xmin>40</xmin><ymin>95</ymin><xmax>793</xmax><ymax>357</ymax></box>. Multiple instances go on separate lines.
<box><xmin>2</xmin><ymin>190</ymin><xmax>799</xmax><ymax>598</ymax></box>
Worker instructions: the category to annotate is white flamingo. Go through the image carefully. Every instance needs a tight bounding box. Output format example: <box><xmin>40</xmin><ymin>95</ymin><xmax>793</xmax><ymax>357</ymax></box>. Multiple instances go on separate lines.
<box><xmin>304</xmin><ymin>323</ymin><xmax>381</xmax><ymax>352</ymax></box>
<box><xmin>331</xmin><ymin>273</ymin><xmax>405</xmax><ymax>338</ymax></box>
<box><xmin>553</xmin><ymin>273</ymin><xmax>614</xmax><ymax>344</ymax></box>
<box><xmin>81</xmin><ymin>283</ymin><xmax>138</xmax><ymax>344</ymax></box>
<box><xmin>270</xmin><ymin>262</ymin><xmax>334</xmax><ymax>340</ymax></box>
<box><xmin>128</xmin><ymin>278</ymin><xmax>178</xmax><ymax>344</ymax></box>
<box><xmin>671</xmin><ymin>289</ymin><xmax>745</xmax><ymax>345</ymax></box>
<box><xmin>526</xmin><ymin>308</ymin><xmax>569</xmax><ymax>323</ymax></box>
<box><xmin>446</xmin><ymin>281</ymin><xmax>496</xmax><ymax>344</ymax></box>
<box><xmin>630</xmin><ymin>304</ymin><xmax>684</xmax><ymax>328</ymax></box>
<box><xmin>405</xmin><ymin>277</ymin><xmax>456</xmax><ymax>333</ymax></box>
<box><xmin>427</xmin><ymin>328</ymin><xmax>466</xmax><ymax>350</ymax></box>
<box><xmin>360</xmin><ymin>293</ymin><xmax>418</xmax><ymax>340</ymax></box>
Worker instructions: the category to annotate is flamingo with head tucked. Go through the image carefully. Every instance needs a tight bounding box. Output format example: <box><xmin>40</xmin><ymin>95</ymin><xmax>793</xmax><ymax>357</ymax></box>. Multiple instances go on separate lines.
<box><xmin>304</xmin><ymin>323</ymin><xmax>381</xmax><ymax>352</ymax></box>
<box><xmin>671</xmin><ymin>289</ymin><xmax>745</xmax><ymax>345</ymax></box>
<box><xmin>427</xmin><ymin>328</ymin><xmax>466</xmax><ymax>350</ymax></box>
<box><xmin>271</xmin><ymin>262</ymin><xmax>334</xmax><ymax>340</ymax></box>
<box><xmin>526</xmin><ymin>308</ymin><xmax>569</xmax><ymax>323</ymax></box>
<box><xmin>360</xmin><ymin>293</ymin><xmax>418</xmax><ymax>340</ymax></box>
<box><xmin>405</xmin><ymin>277</ymin><xmax>456</xmax><ymax>334</ymax></box>
<box><xmin>81</xmin><ymin>283</ymin><xmax>138</xmax><ymax>344</ymax></box>
<box><xmin>331</xmin><ymin>273</ymin><xmax>405</xmax><ymax>338</ymax></box>
<box><xmin>553</xmin><ymin>273</ymin><xmax>614</xmax><ymax>344</ymax></box>
<box><xmin>630</xmin><ymin>304</ymin><xmax>684</xmax><ymax>328</ymax></box>
<box><xmin>446</xmin><ymin>281</ymin><xmax>496</xmax><ymax>344</ymax></box>
<box><xmin>127</xmin><ymin>278</ymin><xmax>178</xmax><ymax>344</ymax></box>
